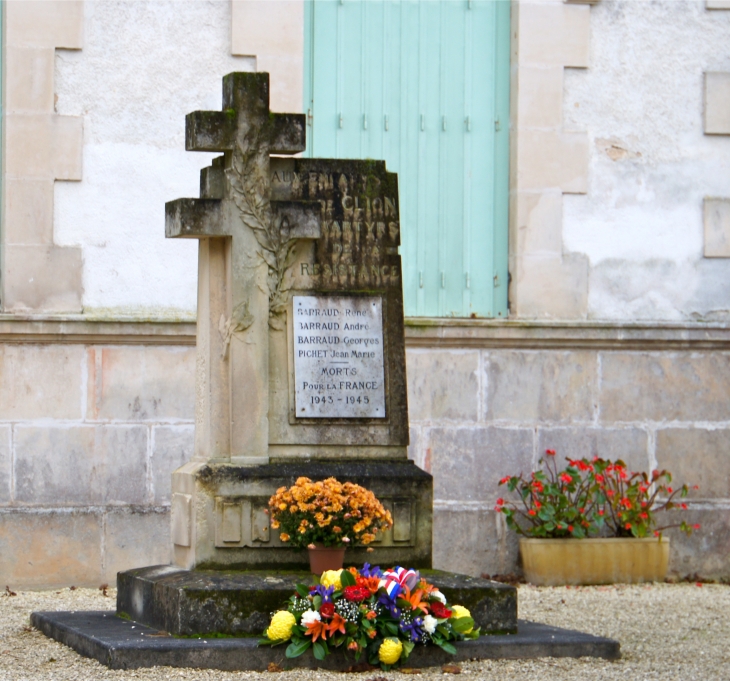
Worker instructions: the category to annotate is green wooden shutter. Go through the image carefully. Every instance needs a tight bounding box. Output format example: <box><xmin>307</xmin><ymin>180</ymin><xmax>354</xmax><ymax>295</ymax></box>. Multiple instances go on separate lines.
<box><xmin>304</xmin><ymin>0</ymin><xmax>509</xmax><ymax>318</ymax></box>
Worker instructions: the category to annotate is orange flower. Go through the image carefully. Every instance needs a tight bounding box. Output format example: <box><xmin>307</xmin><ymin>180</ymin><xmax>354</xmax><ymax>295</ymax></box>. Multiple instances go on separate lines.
<box><xmin>365</xmin><ymin>610</ymin><xmax>377</xmax><ymax>620</ymax></box>
<box><xmin>357</xmin><ymin>575</ymin><xmax>381</xmax><ymax>594</ymax></box>
<box><xmin>367</xmin><ymin>628</ymin><xmax>377</xmax><ymax>639</ymax></box>
<box><xmin>327</xmin><ymin>613</ymin><xmax>347</xmax><ymax>637</ymax></box>
<box><xmin>401</xmin><ymin>587</ymin><xmax>429</xmax><ymax>614</ymax></box>
<box><xmin>304</xmin><ymin>619</ymin><xmax>329</xmax><ymax>642</ymax></box>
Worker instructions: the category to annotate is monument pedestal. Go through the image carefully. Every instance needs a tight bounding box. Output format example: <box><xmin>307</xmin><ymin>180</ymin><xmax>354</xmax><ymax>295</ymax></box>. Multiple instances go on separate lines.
<box><xmin>170</xmin><ymin>460</ymin><xmax>433</xmax><ymax>570</ymax></box>
<box><xmin>116</xmin><ymin>566</ymin><xmax>518</xmax><ymax>637</ymax></box>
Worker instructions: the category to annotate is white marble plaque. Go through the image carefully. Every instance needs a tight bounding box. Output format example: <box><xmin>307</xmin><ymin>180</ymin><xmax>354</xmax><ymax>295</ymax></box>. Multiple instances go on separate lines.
<box><xmin>293</xmin><ymin>296</ymin><xmax>386</xmax><ymax>418</ymax></box>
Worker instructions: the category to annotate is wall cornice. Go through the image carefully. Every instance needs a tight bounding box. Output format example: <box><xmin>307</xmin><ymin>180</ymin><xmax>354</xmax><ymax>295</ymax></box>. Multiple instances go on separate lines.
<box><xmin>1</xmin><ymin>315</ymin><xmax>730</xmax><ymax>351</ymax></box>
<box><xmin>0</xmin><ymin>315</ymin><xmax>196</xmax><ymax>345</ymax></box>
<box><xmin>405</xmin><ymin>318</ymin><xmax>730</xmax><ymax>351</ymax></box>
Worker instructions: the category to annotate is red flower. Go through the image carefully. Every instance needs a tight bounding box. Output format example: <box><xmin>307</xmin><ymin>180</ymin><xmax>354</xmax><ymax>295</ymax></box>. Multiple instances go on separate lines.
<box><xmin>654</xmin><ymin>530</ymin><xmax>660</xmax><ymax>537</ymax></box>
<box><xmin>559</xmin><ymin>473</ymin><xmax>573</xmax><ymax>484</ymax></box>
<box><xmin>546</xmin><ymin>449</ymin><xmax>556</xmax><ymax>456</ymax></box>
<box><xmin>499</xmin><ymin>476</ymin><xmax>510</xmax><ymax>485</ymax></box>
<box><xmin>667</xmin><ymin>487</ymin><xmax>673</xmax><ymax>494</ymax></box>
<box><xmin>639</xmin><ymin>512</ymin><xmax>648</xmax><ymax>520</ymax></box>
<box><xmin>680</xmin><ymin>503</ymin><xmax>688</xmax><ymax>510</ymax></box>
<box><xmin>532</xmin><ymin>481</ymin><xmax>544</xmax><ymax>493</ymax></box>
<box><xmin>693</xmin><ymin>524</ymin><xmax>701</xmax><ymax>530</ymax></box>
<box><xmin>595</xmin><ymin>474</ymin><xmax>605</xmax><ymax>484</ymax></box>
<box><xmin>598</xmin><ymin>510</ymin><xmax>604</xmax><ymax>516</ymax></box>
<box><xmin>528</xmin><ymin>509</ymin><xmax>537</xmax><ymax>516</ymax></box>
<box><xmin>430</xmin><ymin>602</ymin><xmax>452</xmax><ymax>619</ymax></box>
<box><xmin>568</xmin><ymin>525</ymin><xmax>574</xmax><ymax>532</ymax></box>
<box><xmin>319</xmin><ymin>602</ymin><xmax>335</xmax><ymax>619</ymax></box>
<box><xmin>496</xmin><ymin>498</ymin><xmax>505</xmax><ymax>506</ymax></box>
<box><xmin>343</xmin><ymin>586</ymin><xmax>370</xmax><ymax>602</ymax></box>
<box><xmin>534</xmin><ymin>501</ymin><xmax>542</xmax><ymax>509</ymax></box>
<box><xmin>625</xmin><ymin>522</ymin><xmax>632</xmax><ymax>530</ymax></box>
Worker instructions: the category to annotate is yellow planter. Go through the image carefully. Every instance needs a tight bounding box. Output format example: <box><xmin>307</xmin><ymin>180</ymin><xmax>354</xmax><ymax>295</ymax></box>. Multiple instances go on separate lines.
<box><xmin>520</xmin><ymin>537</ymin><xmax>670</xmax><ymax>586</ymax></box>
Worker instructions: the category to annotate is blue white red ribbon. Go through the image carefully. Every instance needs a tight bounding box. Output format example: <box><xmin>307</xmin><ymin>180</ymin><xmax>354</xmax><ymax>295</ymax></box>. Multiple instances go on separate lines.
<box><xmin>379</xmin><ymin>566</ymin><xmax>420</xmax><ymax>599</ymax></box>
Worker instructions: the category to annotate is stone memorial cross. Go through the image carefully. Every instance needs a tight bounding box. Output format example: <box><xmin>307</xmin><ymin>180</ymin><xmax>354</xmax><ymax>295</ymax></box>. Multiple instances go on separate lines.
<box><xmin>166</xmin><ymin>73</ymin><xmax>320</xmax><ymax>465</ymax></box>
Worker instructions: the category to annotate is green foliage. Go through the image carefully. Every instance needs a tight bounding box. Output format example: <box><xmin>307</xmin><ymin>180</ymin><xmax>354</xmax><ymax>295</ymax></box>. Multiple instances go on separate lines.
<box><xmin>496</xmin><ymin>452</ymin><xmax>700</xmax><ymax>539</ymax></box>
<box><xmin>260</xmin><ymin>566</ymin><xmax>480</xmax><ymax>670</ymax></box>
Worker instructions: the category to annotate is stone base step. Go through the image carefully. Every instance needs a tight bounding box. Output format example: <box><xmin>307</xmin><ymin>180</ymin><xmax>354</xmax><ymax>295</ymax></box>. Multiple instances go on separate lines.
<box><xmin>31</xmin><ymin>610</ymin><xmax>620</xmax><ymax>670</ymax></box>
<box><xmin>116</xmin><ymin>565</ymin><xmax>518</xmax><ymax>636</ymax></box>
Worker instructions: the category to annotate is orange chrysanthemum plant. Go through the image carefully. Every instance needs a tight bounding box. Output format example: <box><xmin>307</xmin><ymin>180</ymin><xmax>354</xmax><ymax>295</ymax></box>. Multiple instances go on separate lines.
<box><xmin>268</xmin><ymin>477</ymin><xmax>393</xmax><ymax>549</ymax></box>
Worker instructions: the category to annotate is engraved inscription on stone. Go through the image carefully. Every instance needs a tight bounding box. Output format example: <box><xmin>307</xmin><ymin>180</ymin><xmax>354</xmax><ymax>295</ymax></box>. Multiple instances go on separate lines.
<box><xmin>293</xmin><ymin>295</ymin><xmax>386</xmax><ymax>418</ymax></box>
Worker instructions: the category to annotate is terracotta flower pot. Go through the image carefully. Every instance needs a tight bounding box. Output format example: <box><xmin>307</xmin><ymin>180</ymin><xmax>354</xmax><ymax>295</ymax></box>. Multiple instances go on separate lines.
<box><xmin>520</xmin><ymin>537</ymin><xmax>670</xmax><ymax>586</ymax></box>
<box><xmin>307</xmin><ymin>545</ymin><xmax>346</xmax><ymax>575</ymax></box>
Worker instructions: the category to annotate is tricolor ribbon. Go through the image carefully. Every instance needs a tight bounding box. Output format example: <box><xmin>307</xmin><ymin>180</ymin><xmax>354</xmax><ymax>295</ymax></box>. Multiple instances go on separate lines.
<box><xmin>379</xmin><ymin>566</ymin><xmax>420</xmax><ymax>599</ymax></box>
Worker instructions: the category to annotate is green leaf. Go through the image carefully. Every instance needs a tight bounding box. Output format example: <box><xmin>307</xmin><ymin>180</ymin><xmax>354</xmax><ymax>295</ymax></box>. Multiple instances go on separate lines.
<box><xmin>312</xmin><ymin>640</ymin><xmax>327</xmax><ymax>661</ymax></box>
<box><xmin>450</xmin><ymin>617</ymin><xmax>474</xmax><ymax>634</ymax></box>
<box><xmin>285</xmin><ymin>638</ymin><xmax>311</xmax><ymax>658</ymax></box>
<box><xmin>437</xmin><ymin>640</ymin><xmax>457</xmax><ymax>655</ymax></box>
<box><xmin>312</xmin><ymin>595</ymin><xmax>322</xmax><ymax>609</ymax></box>
<box><xmin>384</xmin><ymin>622</ymin><xmax>399</xmax><ymax>636</ymax></box>
<box><xmin>402</xmin><ymin>640</ymin><xmax>415</xmax><ymax>659</ymax></box>
<box><xmin>295</xmin><ymin>584</ymin><xmax>311</xmax><ymax>599</ymax></box>
<box><xmin>340</xmin><ymin>570</ymin><xmax>356</xmax><ymax>587</ymax></box>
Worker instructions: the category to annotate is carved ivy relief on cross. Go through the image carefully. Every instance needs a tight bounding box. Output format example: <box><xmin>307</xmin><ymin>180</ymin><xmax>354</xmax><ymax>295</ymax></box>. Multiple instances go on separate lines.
<box><xmin>226</xmin><ymin>120</ymin><xmax>300</xmax><ymax>331</ymax></box>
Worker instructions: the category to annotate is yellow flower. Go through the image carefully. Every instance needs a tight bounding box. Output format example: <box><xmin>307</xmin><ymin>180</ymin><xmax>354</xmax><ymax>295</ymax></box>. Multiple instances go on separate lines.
<box><xmin>320</xmin><ymin>569</ymin><xmax>343</xmax><ymax>590</ymax></box>
<box><xmin>279</xmin><ymin>532</ymin><xmax>290</xmax><ymax>542</ymax></box>
<box><xmin>378</xmin><ymin>637</ymin><xmax>403</xmax><ymax>665</ymax></box>
<box><xmin>266</xmin><ymin>611</ymin><xmax>296</xmax><ymax>641</ymax></box>
<box><xmin>450</xmin><ymin>605</ymin><xmax>473</xmax><ymax>633</ymax></box>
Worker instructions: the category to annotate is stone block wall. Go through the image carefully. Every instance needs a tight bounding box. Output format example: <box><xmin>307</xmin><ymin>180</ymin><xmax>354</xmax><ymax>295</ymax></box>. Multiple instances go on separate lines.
<box><xmin>1</xmin><ymin>320</ymin><xmax>728</xmax><ymax>587</ymax></box>
<box><xmin>405</xmin><ymin>322</ymin><xmax>730</xmax><ymax>581</ymax></box>
<box><xmin>0</xmin><ymin>323</ymin><xmax>196</xmax><ymax>588</ymax></box>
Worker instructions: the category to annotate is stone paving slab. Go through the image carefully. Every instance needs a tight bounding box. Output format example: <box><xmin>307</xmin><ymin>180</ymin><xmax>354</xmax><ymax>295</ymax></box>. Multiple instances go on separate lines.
<box><xmin>31</xmin><ymin>610</ymin><xmax>620</xmax><ymax>671</ymax></box>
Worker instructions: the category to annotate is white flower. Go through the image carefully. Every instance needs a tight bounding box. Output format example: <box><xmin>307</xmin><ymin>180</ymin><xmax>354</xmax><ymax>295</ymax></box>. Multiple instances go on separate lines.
<box><xmin>423</xmin><ymin>614</ymin><xmax>438</xmax><ymax>634</ymax></box>
<box><xmin>431</xmin><ymin>590</ymin><xmax>446</xmax><ymax>604</ymax></box>
<box><xmin>301</xmin><ymin>610</ymin><xmax>321</xmax><ymax>626</ymax></box>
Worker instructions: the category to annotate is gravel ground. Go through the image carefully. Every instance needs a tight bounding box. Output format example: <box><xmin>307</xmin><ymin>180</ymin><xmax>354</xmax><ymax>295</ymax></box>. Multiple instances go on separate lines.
<box><xmin>0</xmin><ymin>582</ymin><xmax>728</xmax><ymax>680</ymax></box>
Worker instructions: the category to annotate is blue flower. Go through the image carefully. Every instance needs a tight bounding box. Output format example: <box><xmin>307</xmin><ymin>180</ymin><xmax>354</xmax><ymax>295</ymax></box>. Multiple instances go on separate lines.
<box><xmin>400</xmin><ymin>615</ymin><xmax>425</xmax><ymax>642</ymax></box>
<box><xmin>361</xmin><ymin>563</ymin><xmax>383</xmax><ymax>578</ymax></box>
<box><xmin>310</xmin><ymin>584</ymin><xmax>335</xmax><ymax>603</ymax></box>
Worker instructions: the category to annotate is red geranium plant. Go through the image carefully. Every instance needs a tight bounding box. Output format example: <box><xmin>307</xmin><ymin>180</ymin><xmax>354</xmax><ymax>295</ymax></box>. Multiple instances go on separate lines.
<box><xmin>495</xmin><ymin>450</ymin><xmax>700</xmax><ymax>539</ymax></box>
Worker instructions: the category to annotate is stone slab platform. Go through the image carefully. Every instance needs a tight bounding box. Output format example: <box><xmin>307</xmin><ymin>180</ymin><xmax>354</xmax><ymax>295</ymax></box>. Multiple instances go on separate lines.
<box><xmin>116</xmin><ymin>566</ymin><xmax>518</xmax><ymax>636</ymax></box>
<box><xmin>31</xmin><ymin>610</ymin><xmax>620</xmax><ymax>671</ymax></box>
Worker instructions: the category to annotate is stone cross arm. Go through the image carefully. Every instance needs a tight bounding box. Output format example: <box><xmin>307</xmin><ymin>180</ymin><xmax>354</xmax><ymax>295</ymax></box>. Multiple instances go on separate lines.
<box><xmin>185</xmin><ymin>72</ymin><xmax>305</xmax><ymax>156</ymax></box>
<box><xmin>186</xmin><ymin>110</ymin><xmax>305</xmax><ymax>156</ymax></box>
<box><xmin>164</xmin><ymin>72</ymin><xmax>319</xmax><ymax>242</ymax></box>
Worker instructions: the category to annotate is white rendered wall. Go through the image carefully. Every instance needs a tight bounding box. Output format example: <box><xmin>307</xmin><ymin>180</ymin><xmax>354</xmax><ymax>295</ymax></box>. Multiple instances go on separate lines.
<box><xmin>563</xmin><ymin>0</ymin><xmax>730</xmax><ymax>321</ymax></box>
<box><xmin>52</xmin><ymin>0</ymin><xmax>730</xmax><ymax>322</ymax></box>
<box><xmin>54</xmin><ymin>0</ymin><xmax>255</xmax><ymax>318</ymax></box>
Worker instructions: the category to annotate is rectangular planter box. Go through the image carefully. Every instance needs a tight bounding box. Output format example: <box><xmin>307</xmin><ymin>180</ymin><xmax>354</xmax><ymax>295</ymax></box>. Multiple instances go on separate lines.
<box><xmin>520</xmin><ymin>537</ymin><xmax>670</xmax><ymax>586</ymax></box>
